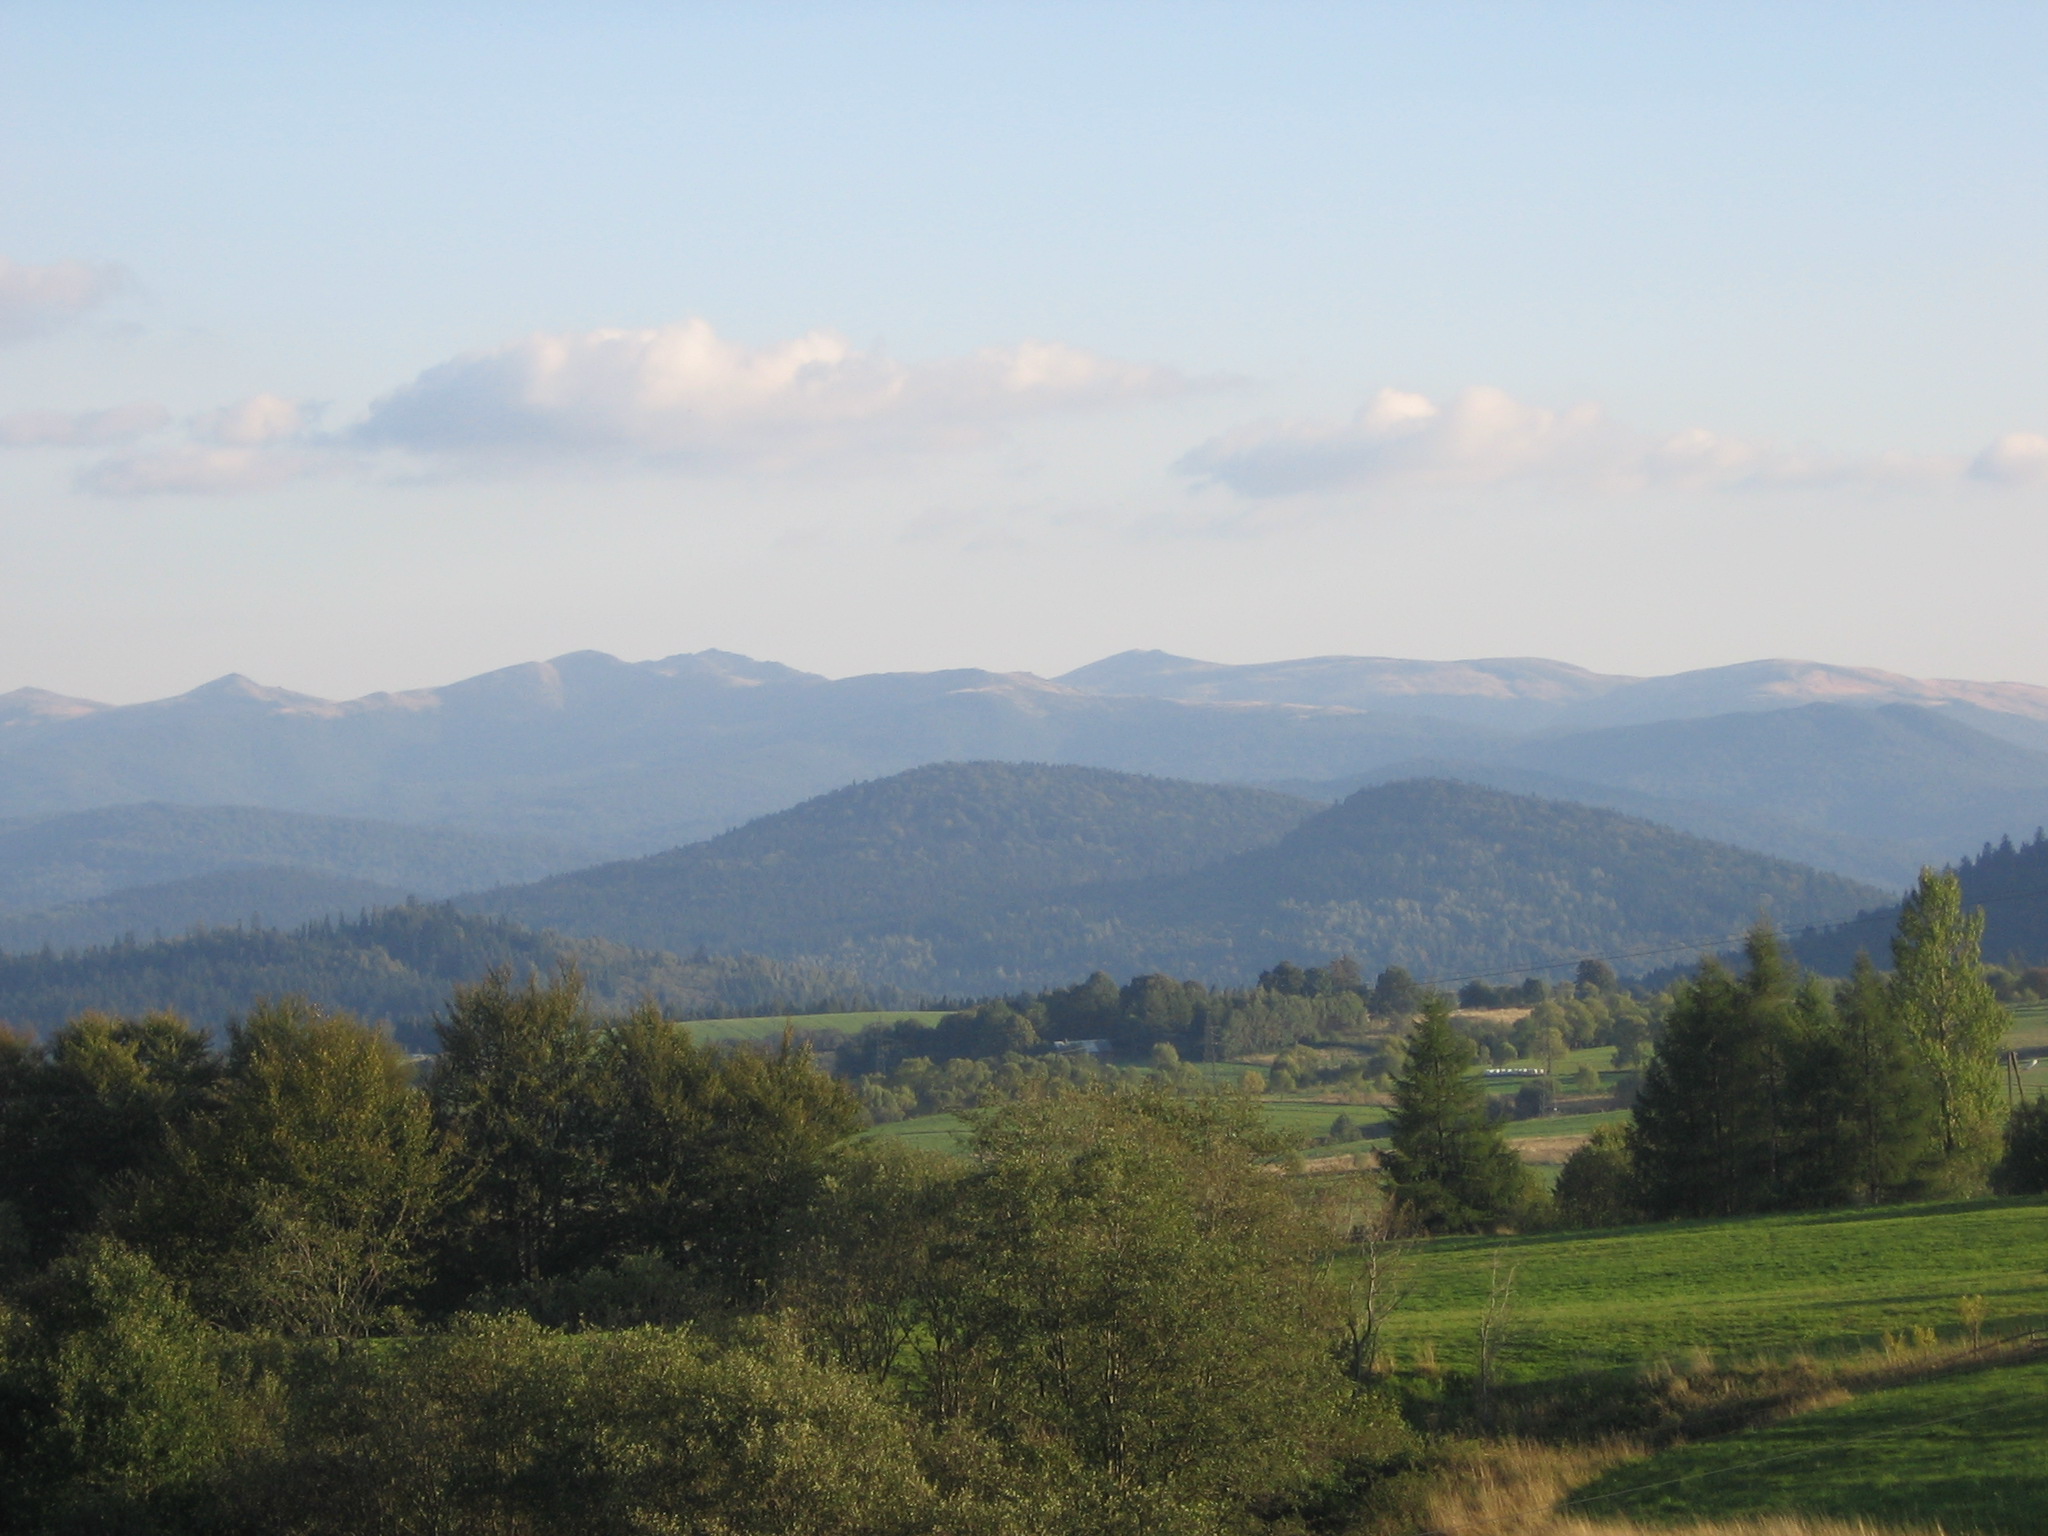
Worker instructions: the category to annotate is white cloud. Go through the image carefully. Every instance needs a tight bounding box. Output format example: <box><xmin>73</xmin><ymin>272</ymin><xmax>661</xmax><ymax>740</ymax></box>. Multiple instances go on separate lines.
<box><xmin>355</xmin><ymin>319</ymin><xmax>1189</xmax><ymax>462</ymax></box>
<box><xmin>0</xmin><ymin>256</ymin><xmax>128</xmax><ymax>344</ymax></box>
<box><xmin>0</xmin><ymin>402</ymin><xmax>168</xmax><ymax>447</ymax></box>
<box><xmin>191</xmin><ymin>393</ymin><xmax>310</xmax><ymax>446</ymax></box>
<box><xmin>79</xmin><ymin>446</ymin><xmax>310</xmax><ymax>497</ymax></box>
<box><xmin>1971</xmin><ymin>432</ymin><xmax>2048</xmax><ymax>486</ymax></box>
<box><xmin>1177</xmin><ymin>384</ymin><xmax>1998</xmax><ymax>499</ymax></box>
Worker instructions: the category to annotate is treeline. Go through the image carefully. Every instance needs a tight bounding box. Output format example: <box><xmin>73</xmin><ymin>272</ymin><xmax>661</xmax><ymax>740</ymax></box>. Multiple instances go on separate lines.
<box><xmin>0</xmin><ymin>975</ymin><xmax>1414</xmax><ymax>1535</ymax></box>
<box><xmin>0</xmin><ymin>902</ymin><xmax>902</xmax><ymax>1037</ymax></box>
<box><xmin>1564</xmin><ymin>872</ymin><xmax>2046</xmax><ymax>1225</ymax></box>
<box><xmin>1796</xmin><ymin>827</ymin><xmax>2048</xmax><ymax>976</ymax></box>
<box><xmin>1373</xmin><ymin>871</ymin><xmax>2048</xmax><ymax>1236</ymax></box>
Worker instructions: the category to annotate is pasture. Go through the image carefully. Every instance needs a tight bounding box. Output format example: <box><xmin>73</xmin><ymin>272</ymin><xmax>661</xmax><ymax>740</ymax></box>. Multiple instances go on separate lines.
<box><xmin>1381</xmin><ymin>1196</ymin><xmax>2048</xmax><ymax>1381</ymax></box>
<box><xmin>1572</xmin><ymin>1354</ymin><xmax>2048</xmax><ymax>1534</ymax></box>
<box><xmin>682</xmin><ymin>1010</ymin><xmax>948</xmax><ymax>1043</ymax></box>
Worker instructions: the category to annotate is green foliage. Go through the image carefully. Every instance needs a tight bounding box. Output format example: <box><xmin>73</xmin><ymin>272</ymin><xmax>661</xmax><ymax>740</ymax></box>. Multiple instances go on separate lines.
<box><xmin>0</xmin><ymin>1012</ymin><xmax>219</xmax><ymax>1266</ymax></box>
<box><xmin>250</xmin><ymin>1315</ymin><xmax>935</xmax><ymax>1536</ymax></box>
<box><xmin>121</xmin><ymin>999</ymin><xmax>449</xmax><ymax>1336</ymax></box>
<box><xmin>1384</xmin><ymin>998</ymin><xmax>1529</xmax><ymax>1230</ymax></box>
<box><xmin>925</xmin><ymin>1089</ymin><xmax>1346</xmax><ymax>1502</ymax></box>
<box><xmin>1995</xmin><ymin>1093</ymin><xmax>2048</xmax><ymax>1195</ymax></box>
<box><xmin>1890</xmin><ymin>867</ymin><xmax>2010</xmax><ymax>1189</ymax></box>
<box><xmin>0</xmin><ymin>1236</ymin><xmax>257</xmax><ymax>1534</ymax></box>
<box><xmin>1826</xmin><ymin>951</ymin><xmax>1937</xmax><ymax>1202</ymax></box>
<box><xmin>1552</xmin><ymin>1123</ymin><xmax>1640</xmax><ymax>1227</ymax></box>
<box><xmin>0</xmin><ymin>902</ymin><xmax>896</xmax><ymax>1038</ymax></box>
<box><xmin>1630</xmin><ymin>926</ymin><xmax>1838</xmax><ymax>1217</ymax></box>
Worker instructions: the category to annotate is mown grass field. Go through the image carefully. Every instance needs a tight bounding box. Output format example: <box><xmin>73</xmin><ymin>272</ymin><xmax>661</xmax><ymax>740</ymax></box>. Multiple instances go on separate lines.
<box><xmin>1574</xmin><ymin>1354</ymin><xmax>2048</xmax><ymax>1534</ymax></box>
<box><xmin>1388</xmin><ymin>1196</ymin><xmax>2048</xmax><ymax>1533</ymax></box>
<box><xmin>1382</xmin><ymin>1197</ymin><xmax>2048</xmax><ymax>1381</ymax></box>
<box><xmin>682</xmin><ymin>1010</ymin><xmax>948</xmax><ymax>1043</ymax></box>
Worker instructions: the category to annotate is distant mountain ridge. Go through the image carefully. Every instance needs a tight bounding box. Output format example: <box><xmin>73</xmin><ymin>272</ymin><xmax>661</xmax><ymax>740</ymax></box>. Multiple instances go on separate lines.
<box><xmin>4</xmin><ymin>647</ymin><xmax>2047</xmax><ymax>890</ymax></box>
<box><xmin>466</xmin><ymin>765</ymin><xmax>1889</xmax><ymax>994</ymax></box>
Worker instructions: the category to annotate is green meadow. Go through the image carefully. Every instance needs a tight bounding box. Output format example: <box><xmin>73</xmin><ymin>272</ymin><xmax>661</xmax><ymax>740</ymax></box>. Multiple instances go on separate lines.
<box><xmin>1574</xmin><ymin>1355</ymin><xmax>2048</xmax><ymax>1534</ymax></box>
<box><xmin>1383</xmin><ymin>1196</ymin><xmax>2048</xmax><ymax>1380</ymax></box>
<box><xmin>681</xmin><ymin>1010</ymin><xmax>948</xmax><ymax>1043</ymax></box>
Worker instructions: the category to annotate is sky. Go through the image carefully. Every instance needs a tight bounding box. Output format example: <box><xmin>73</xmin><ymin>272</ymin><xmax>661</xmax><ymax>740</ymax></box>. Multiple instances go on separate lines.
<box><xmin>2</xmin><ymin>2</ymin><xmax>2046</xmax><ymax>703</ymax></box>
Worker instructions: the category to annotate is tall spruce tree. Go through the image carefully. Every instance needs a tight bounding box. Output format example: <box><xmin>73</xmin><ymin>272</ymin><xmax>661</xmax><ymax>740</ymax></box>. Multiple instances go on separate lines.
<box><xmin>1383</xmin><ymin>997</ymin><xmax>1527</xmax><ymax>1230</ymax></box>
<box><xmin>1888</xmin><ymin>870</ymin><xmax>2008</xmax><ymax>1190</ymax></box>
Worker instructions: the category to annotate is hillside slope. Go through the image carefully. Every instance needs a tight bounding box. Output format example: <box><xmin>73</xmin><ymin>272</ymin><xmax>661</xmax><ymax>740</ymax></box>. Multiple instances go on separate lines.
<box><xmin>469</xmin><ymin>762</ymin><xmax>1319</xmax><ymax>955</ymax></box>
<box><xmin>1270</xmin><ymin>703</ymin><xmax>2048</xmax><ymax>886</ymax></box>
<box><xmin>0</xmin><ymin>866</ymin><xmax>409</xmax><ymax>953</ymax></box>
<box><xmin>1005</xmin><ymin>778</ymin><xmax>1888</xmax><ymax>988</ymax></box>
<box><xmin>471</xmin><ymin>773</ymin><xmax>1885</xmax><ymax>994</ymax></box>
<box><xmin>0</xmin><ymin>801</ymin><xmax>594</xmax><ymax>912</ymax></box>
<box><xmin>0</xmin><ymin>903</ymin><xmax>899</xmax><ymax>1037</ymax></box>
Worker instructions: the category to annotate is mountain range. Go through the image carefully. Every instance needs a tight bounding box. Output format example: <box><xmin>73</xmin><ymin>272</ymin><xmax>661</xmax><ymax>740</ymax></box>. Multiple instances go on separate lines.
<box><xmin>0</xmin><ymin>765</ymin><xmax>1890</xmax><ymax>1028</ymax></box>
<box><xmin>4</xmin><ymin>646</ymin><xmax>2048</xmax><ymax>963</ymax></box>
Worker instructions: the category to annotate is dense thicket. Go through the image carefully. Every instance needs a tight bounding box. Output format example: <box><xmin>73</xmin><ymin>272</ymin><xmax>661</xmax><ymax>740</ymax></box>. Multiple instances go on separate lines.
<box><xmin>0</xmin><ymin>903</ymin><xmax>897</xmax><ymax>1037</ymax></box>
<box><xmin>0</xmin><ymin>984</ymin><xmax>1399</xmax><ymax>1535</ymax></box>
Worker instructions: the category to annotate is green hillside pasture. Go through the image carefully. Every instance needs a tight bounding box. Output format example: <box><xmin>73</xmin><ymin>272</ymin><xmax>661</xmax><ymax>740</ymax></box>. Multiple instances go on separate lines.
<box><xmin>2007</xmin><ymin>1000</ymin><xmax>2048</xmax><ymax>1055</ymax></box>
<box><xmin>683</xmin><ymin>1010</ymin><xmax>948</xmax><ymax>1043</ymax></box>
<box><xmin>1381</xmin><ymin>1197</ymin><xmax>2048</xmax><ymax>1382</ymax></box>
<box><xmin>866</xmin><ymin>1100</ymin><xmax>1627</xmax><ymax>1162</ymax></box>
<box><xmin>863</xmin><ymin>1112</ymin><xmax>969</xmax><ymax>1155</ymax></box>
<box><xmin>1570</xmin><ymin>1354</ymin><xmax>2048</xmax><ymax>1536</ymax></box>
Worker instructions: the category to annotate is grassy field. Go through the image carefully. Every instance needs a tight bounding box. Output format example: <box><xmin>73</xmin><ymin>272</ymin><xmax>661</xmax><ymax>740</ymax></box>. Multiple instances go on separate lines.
<box><xmin>682</xmin><ymin>1010</ymin><xmax>948</xmax><ymax>1043</ymax></box>
<box><xmin>1381</xmin><ymin>1197</ymin><xmax>2048</xmax><ymax>1381</ymax></box>
<box><xmin>1572</xmin><ymin>1355</ymin><xmax>2048</xmax><ymax>1535</ymax></box>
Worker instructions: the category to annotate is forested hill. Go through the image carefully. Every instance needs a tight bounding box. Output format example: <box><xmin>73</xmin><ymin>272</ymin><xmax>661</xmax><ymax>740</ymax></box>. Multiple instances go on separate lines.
<box><xmin>470</xmin><ymin>772</ymin><xmax>1888</xmax><ymax>994</ymax></box>
<box><xmin>0</xmin><ymin>904</ymin><xmax>899</xmax><ymax>1038</ymax></box>
<box><xmin>982</xmin><ymin>778</ymin><xmax>1891</xmax><ymax>989</ymax></box>
<box><xmin>1795</xmin><ymin>828</ymin><xmax>2048</xmax><ymax>974</ymax></box>
<box><xmin>467</xmin><ymin>762</ymin><xmax>1318</xmax><ymax>956</ymax></box>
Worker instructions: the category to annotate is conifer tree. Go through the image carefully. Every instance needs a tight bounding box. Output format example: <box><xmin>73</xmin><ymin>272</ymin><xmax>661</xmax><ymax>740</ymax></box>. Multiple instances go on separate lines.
<box><xmin>1631</xmin><ymin>926</ymin><xmax>1814</xmax><ymax>1217</ymax></box>
<box><xmin>1383</xmin><ymin>997</ymin><xmax>1527</xmax><ymax>1230</ymax></box>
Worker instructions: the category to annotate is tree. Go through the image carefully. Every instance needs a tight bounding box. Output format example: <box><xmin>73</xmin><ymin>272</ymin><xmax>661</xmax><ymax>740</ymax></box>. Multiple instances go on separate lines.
<box><xmin>430</xmin><ymin>967</ymin><xmax>604</xmax><ymax>1289</ymax></box>
<box><xmin>588</xmin><ymin>1007</ymin><xmax>861</xmax><ymax>1304</ymax></box>
<box><xmin>1553</xmin><ymin>1124</ymin><xmax>1639</xmax><ymax>1227</ymax></box>
<box><xmin>1630</xmin><ymin>926</ymin><xmax>1821</xmax><ymax>1218</ymax></box>
<box><xmin>1575</xmin><ymin>958</ymin><xmax>1618</xmax><ymax>992</ymax></box>
<box><xmin>1889</xmin><ymin>869</ymin><xmax>2009</xmax><ymax>1190</ymax></box>
<box><xmin>1994</xmin><ymin>1091</ymin><xmax>2048</xmax><ymax>1195</ymax></box>
<box><xmin>0</xmin><ymin>1013</ymin><xmax>219</xmax><ymax>1266</ymax></box>
<box><xmin>124</xmin><ymin>998</ymin><xmax>449</xmax><ymax>1335</ymax></box>
<box><xmin>1369</xmin><ymin>967</ymin><xmax>1424</xmax><ymax>1019</ymax></box>
<box><xmin>0</xmin><ymin>1237</ymin><xmax>253</xmax><ymax>1532</ymax></box>
<box><xmin>1383</xmin><ymin>998</ymin><xmax>1528</xmax><ymax>1230</ymax></box>
<box><xmin>1821</xmin><ymin>954</ymin><xmax>1935</xmax><ymax>1204</ymax></box>
<box><xmin>929</xmin><ymin>1088</ymin><xmax>1345</xmax><ymax>1506</ymax></box>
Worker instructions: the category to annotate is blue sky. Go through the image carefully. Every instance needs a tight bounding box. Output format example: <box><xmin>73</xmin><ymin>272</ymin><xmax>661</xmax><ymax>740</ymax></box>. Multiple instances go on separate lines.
<box><xmin>3</xmin><ymin>3</ymin><xmax>2045</xmax><ymax>701</ymax></box>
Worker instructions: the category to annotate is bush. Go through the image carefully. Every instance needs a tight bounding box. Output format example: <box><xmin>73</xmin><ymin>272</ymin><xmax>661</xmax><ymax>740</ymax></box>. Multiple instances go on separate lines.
<box><xmin>1994</xmin><ymin>1093</ymin><xmax>2048</xmax><ymax>1195</ymax></box>
<box><xmin>1554</xmin><ymin>1125</ymin><xmax>1641</xmax><ymax>1228</ymax></box>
